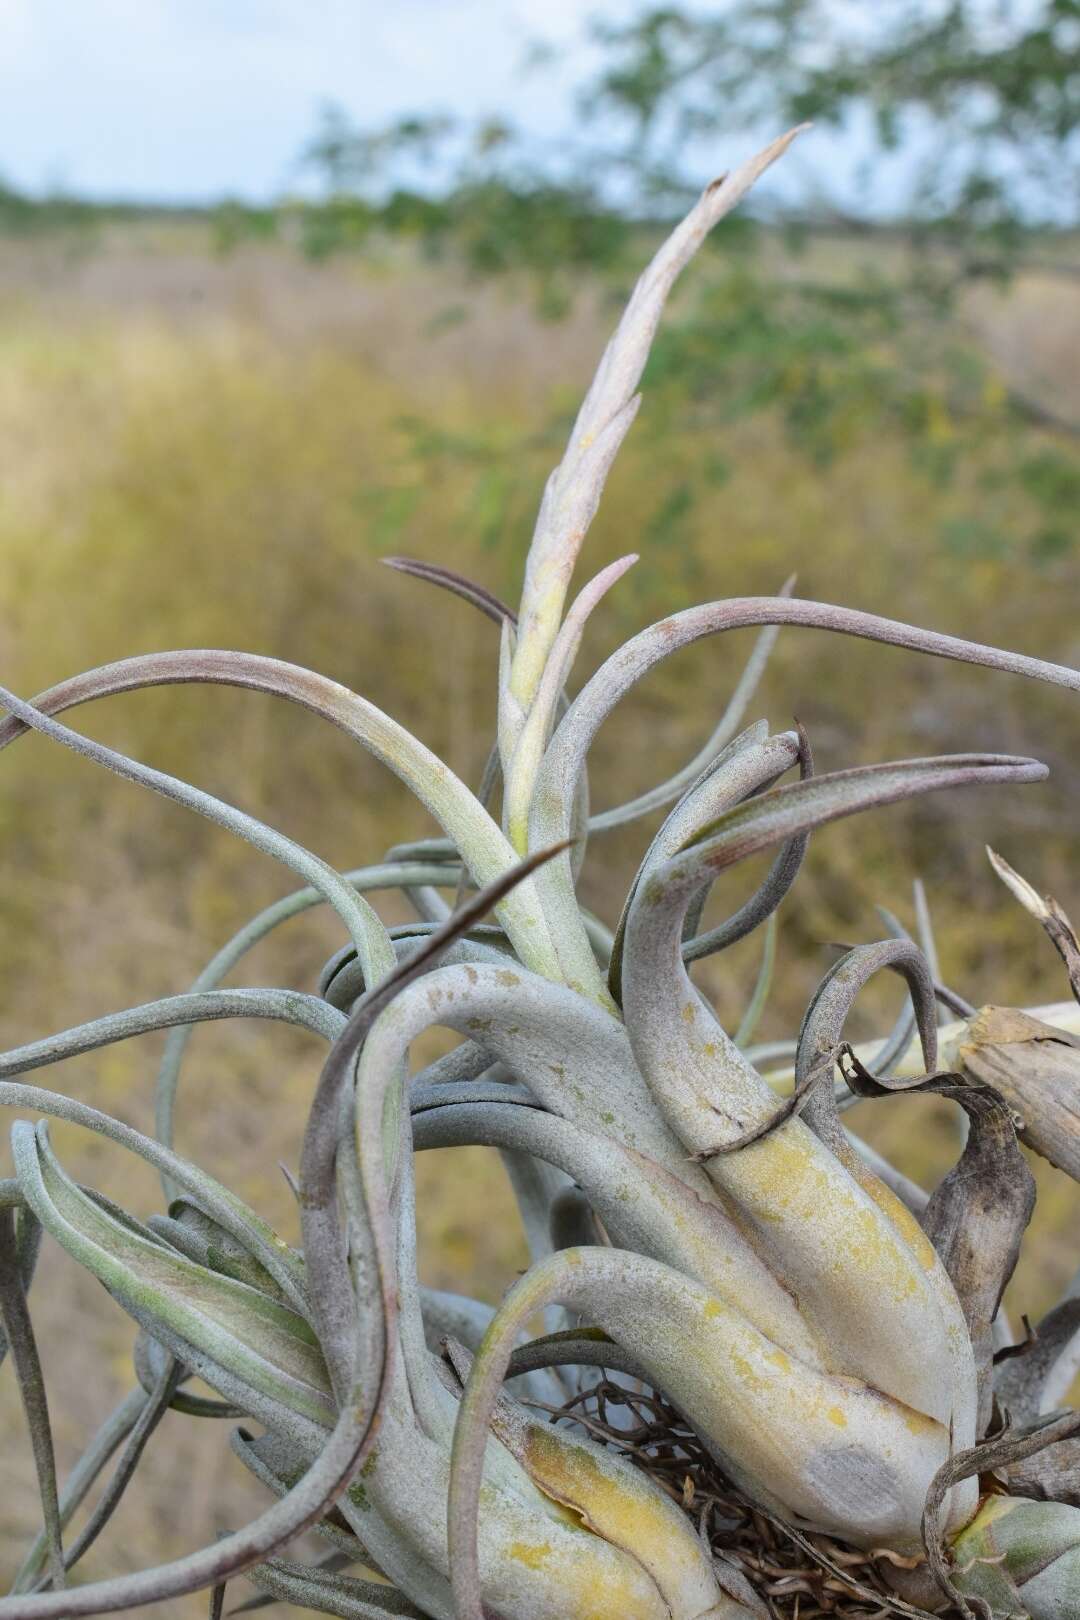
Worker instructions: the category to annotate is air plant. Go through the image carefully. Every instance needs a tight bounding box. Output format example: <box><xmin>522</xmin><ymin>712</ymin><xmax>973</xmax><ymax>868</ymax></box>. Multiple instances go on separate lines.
<box><xmin>2</xmin><ymin>125</ymin><xmax>1080</xmax><ymax>1620</ymax></box>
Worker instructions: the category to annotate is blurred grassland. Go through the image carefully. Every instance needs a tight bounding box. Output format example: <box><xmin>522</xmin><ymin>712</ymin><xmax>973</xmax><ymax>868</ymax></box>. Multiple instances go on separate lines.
<box><xmin>1</xmin><ymin>220</ymin><xmax>1079</xmax><ymax>1610</ymax></box>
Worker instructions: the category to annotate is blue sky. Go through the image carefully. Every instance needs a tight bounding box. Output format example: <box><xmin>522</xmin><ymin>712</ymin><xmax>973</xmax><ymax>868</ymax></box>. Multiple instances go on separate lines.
<box><xmin>2</xmin><ymin>0</ymin><xmax>968</xmax><ymax>218</ymax></box>
<box><xmin>2</xmin><ymin>0</ymin><xmax>867</xmax><ymax>211</ymax></box>
<box><xmin>0</xmin><ymin>0</ymin><xmax>623</xmax><ymax>201</ymax></box>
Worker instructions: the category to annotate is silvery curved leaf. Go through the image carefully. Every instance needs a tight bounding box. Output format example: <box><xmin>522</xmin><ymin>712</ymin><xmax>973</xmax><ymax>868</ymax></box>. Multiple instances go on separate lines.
<box><xmin>504</xmin><ymin>553</ymin><xmax>636</xmax><ymax>852</ymax></box>
<box><xmin>0</xmin><ymin>851</ymin><xmax>561</xmax><ymax>1618</ymax></box>
<box><xmin>411</xmin><ymin>1098</ymin><xmax>819</xmax><ymax>1365</ymax></box>
<box><xmin>619</xmin><ymin>758</ymin><xmax>1035</xmax><ymax>1436</ymax></box>
<box><xmin>530</xmin><ymin>589</ymin><xmax>1078</xmax><ymax>1002</ymax></box>
<box><xmin>12</xmin><ymin>1122</ymin><xmax>334</xmax><ymax>1433</ymax></box>
<box><xmin>355</xmin><ymin>959</ymin><xmax>691</xmax><ymax>1168</ymax></box>
<box><xmin>449</xmin><ymin>1242</ymin><xmax>974</xmax><ymax>1620</ymax></box>
<box><xmin>0</xmin><ymin>651</ymin><xmax>564</xmax><ymax>980</ymax></box>
<box><xmin>155</xmin><ymin>861</ymin><xmax>459</xmax><ymax>1198</ymax></box>
<box><xmin>0</xmin><ymin>1076</ymin><xmax>309</xmax><ymax>1312</ymax></box>
<box><xmin>589</xmin><ymin>581</ymin><xmax>796</xmax><ymax>835</ymax></box>
<box><xmin>608</xmin><ymin>725</ymin><xmax>798</xmax><ymax>1000</ymax></box>
<box><xmin>0</xmin><ymin>680</ymin><xmax>395</xmax><ymax>990</ymax></box>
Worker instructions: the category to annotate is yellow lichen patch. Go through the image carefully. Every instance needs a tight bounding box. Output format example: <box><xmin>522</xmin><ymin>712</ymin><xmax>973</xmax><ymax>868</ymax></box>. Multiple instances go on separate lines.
<box><xmin>849</xmin><ymin>1206</ymin><xmax>921</xmax><ymax>1299</ymax></box>
<box><xmin>727</xmin><ymin>1348</ymin><xmax>764</xmax><ymax>1392</ymax></box>
<box><xmin>900</xmin><ymin>1404</ymin><xmax>941</xmax><ymax>1437</ymax></box>
<box><xmin>727</xmin><ymin>1121</ymin><xmax>931</xmax><ymax>1303</ymax></box>
<box><xmin>850</xmin><ymin>1161</ymin><xmax>940</xmax><ymax>1274</ymax></box>
<box><xmin>524</xmin><ymin>1429</ymin><xmax>633</xmax><ymax>1531</ymax></box>
<box><xmin>348</xmin><ymin>1448</ymin><xmax>379</xmax><ymax>1510</ymax></box>
<box><xmin>725</xmin><ymin>1121</ymin><xmax>819</xmax><ymax>1214</ymax></box>
<box><xmin>565</xmin><ymin>1563</ymin><xmax>668</xmax><ymax>1620</ymax></box>
<box><xmin>519</xmin><ymin>1425</ymin><xmax>707</xmax><ymax>1615</ymax></box>
<box><xmin>496</xmin><ymin>968</ymin><xmax>521</xmax><ymax>987</ymax></box>
<box><xmin>765</xmin><ymin>1348</ymin><xmax>792</xmax><ymax>1373</ymax></box>
<box><xmin>682</xmin><ymin>1002</ymin><xmax>697</xmax><ymax>1023</ymax></box>
<box><xmin>508</xmin><ymin>1540</ymin><xmax>552</xmax><ymax>1569</ymax></box>
<box><xmin>826</xmin><ymin>1406</ymin><xmax>848</xmax><ymax>1428</ymax></box>
<box><xmin>703</xmin><ymin>1300</ymin><xmax>724</xmax><ymax>1319</ymax></box>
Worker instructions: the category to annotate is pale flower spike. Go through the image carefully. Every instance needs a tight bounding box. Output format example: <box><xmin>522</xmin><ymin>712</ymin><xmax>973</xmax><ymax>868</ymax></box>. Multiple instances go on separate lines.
<box><xmin>2</xmin><ymin>124</ymin><xmax>1080</xmax><ymax>1620</ymax></box>
<box><xmin>506</xmin><ymin>127</ymin><xmax>807</xmax><ymax>728</ymax></box>
<box><xmin>504</xmin><ymin>551</ymin><xmax>637</xmax><ymax>851</ymax></box>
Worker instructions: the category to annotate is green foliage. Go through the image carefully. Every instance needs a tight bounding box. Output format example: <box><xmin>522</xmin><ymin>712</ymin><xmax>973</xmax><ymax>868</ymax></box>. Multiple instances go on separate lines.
<box><xmin>3</xmin><ymin>8</ymin><xmax>1076</xmax><ymax>564</ymax></box>
<box><xmin>294</xmin><ymin>104</ymin><xmax>632</xmax><ymax>303</ymax></box>
<box><xmin>208</xmin><ymin>199</ymin><xmax>280</xmax><ymax>254</ymax></box>
<box><xmin>585</xmin><ymin>0</ymin><xmax>1080</xmax><ymax>229</ymax></box>
<box><xmin>279</xmin><ymin>3</ymin><xmax>1079</xmax><ymax>562</ymax></box>
<box><xmin>0</xmin><ymin>178</ymin><xmax>103</xmax><ymax>240</ymax></box>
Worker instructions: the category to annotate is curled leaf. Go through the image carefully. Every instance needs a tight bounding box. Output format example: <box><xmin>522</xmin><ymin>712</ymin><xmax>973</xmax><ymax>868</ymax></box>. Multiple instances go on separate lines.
<box><xmin>0</xmin><ymin>680</ymin><xmax>395</xmax><ymax>991</ymax></box>
<box><xmin>410</xmin><ymin>1099</ymin><xmax>817</xmax><ymax>1366</ymax></box>
<box><xmin>13</xmin><ymin>1121</ymin><xmax>335</xmax><ymax>1438</ymax></box>
<box><xmin>607</xmin><ymin>724</ymin><xmax>799</xmax><ymax>1003</ymax></box>
<box><xmin>922</xmin><ymin>1410</ymin><xmax>1080</xmax><ymax>1616</ymax></box>
<box><xmin>840</xmin><ymin>1044</ymin><xmax>1036</xmax><ymax>1434</ymax></box>
<box><xmin>381</xmin><ymin>555</ymin><xmax>515</xmax><ymax>627</ymax></box>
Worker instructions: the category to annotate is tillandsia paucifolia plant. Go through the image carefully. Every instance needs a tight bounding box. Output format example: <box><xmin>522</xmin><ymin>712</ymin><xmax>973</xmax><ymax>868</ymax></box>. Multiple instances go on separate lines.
<box><xmin>3</xmin><ymin>124</ymin><xmax>1080</xmax><ymax>1620</ymax></box>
